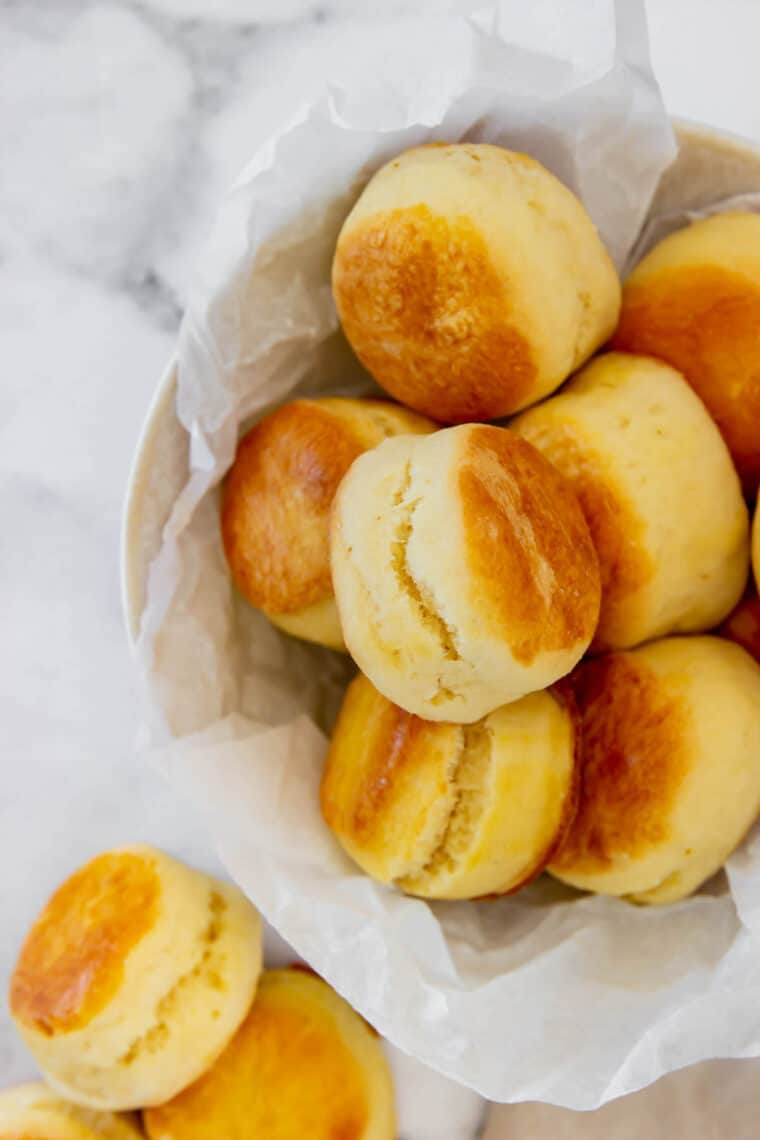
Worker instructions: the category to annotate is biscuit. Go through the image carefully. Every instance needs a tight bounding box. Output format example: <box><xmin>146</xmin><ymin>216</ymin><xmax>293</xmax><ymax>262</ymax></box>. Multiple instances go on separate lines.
<box><xmin>321</xmin><ymin>673</ymin><xmax>578</xmax><ymax>899</ymax></box>
<box><xmin>513</xmin><ymin>352</ymin><xmax>749</xmax><ymax>649</ymax></box>
<box><xmin>143</xmin><ymin>968</ymin><xmax>395</xmax><ymax>1140</ymax></box>
<box><xmin>612</xmin><ymin>211</ymin><xmax>760</xmax><ymax>492</ymax></box>
<box><xmin>0</xmin><ymin>1083</ymin><xmax>141</xmax><ymax>1140</ymax></box>
<box><xmin>330</xmin><ymin>423</ymin><xmax>600</xmax><ymax>722</ymax></box>
<box><xmin>333</xmin><ymin>143</ymin><xmax>620</xmax><ymax>423</ymax></box>
<box><xmin>221</xmin><ymin>397</ymin><xmax>434</xmax><ymax>650</ymax></box>
<box><xmin>9</xmin><ymin>846</ymin><xmax>262</xmax><ymax>1110</ymax></box>
<box><xmin>549</xmin><ymin>636</ymin><xmax>760</xmax><ymax>903</ymax></box>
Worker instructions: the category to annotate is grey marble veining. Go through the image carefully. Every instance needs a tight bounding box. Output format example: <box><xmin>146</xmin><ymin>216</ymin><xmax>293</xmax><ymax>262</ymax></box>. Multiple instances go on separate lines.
<box><xmin>1</xmin><ymin>1</ymin><xmax>759</xmax><ymax>1137</ymax></box>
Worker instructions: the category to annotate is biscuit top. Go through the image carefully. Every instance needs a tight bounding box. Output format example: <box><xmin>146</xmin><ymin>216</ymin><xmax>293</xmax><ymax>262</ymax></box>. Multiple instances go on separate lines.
<box><xmin>613</xmin><ymin>211</ymin><xmax>760</xmax><ymax>492</ymax></box>
<box><xmin>333</xmin><ymin>142</ymin><xmax>618</xmax><ymax>423</ymax></box>
<box><xmin>143</xmin><ymin>970</ymin><xmax>376</xmax><ymax>1140</ymax></box>
<box><xmin>334</xmin><ymin>199</ymin><xmax>536</xmax><ymax>423</ymax></box>
<box><xmin>221</xmin><ymin>397</ymin><xmax>432</xmax><ymax>616</ymax></box>
<box><xmin>458</xmin><ymin>426</ymin><xmax>601</xmax><ymax>662</ymax></box>
<box><xmin>9</xmin><ymin>850</ymin><xmax>160</xmax><ymax>1037</ymax></box>
<box><xmin>551</xmin><ymin>653</ymin><xmax>690</xmax><ymax>875</ymax></box>
<box><xmin>330</xmin><ymin>423</ymin><xmax>601</xmax><ymax>722</ymax></box>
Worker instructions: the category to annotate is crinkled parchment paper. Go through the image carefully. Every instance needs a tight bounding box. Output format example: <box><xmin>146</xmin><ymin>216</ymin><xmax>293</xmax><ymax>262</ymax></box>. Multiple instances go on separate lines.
<box><xmin>135</xmin><ymin>0</ymin><xmax>760</xmax><ymax>1108</ymax></box>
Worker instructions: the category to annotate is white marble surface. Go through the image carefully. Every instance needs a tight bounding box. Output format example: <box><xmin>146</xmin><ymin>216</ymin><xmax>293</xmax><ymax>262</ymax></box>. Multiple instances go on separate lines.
<box><xmin>1</xmin><ymin>2</ymin><xmax>760</xmax><ymax>1137</ymax></box>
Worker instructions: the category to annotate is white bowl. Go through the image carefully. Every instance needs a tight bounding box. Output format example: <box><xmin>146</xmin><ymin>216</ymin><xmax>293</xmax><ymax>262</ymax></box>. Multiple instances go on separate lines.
<box><xmin>120</xmin><ymin>119</ymin><xmax>760</xmax><ymax>1107</ymax></box>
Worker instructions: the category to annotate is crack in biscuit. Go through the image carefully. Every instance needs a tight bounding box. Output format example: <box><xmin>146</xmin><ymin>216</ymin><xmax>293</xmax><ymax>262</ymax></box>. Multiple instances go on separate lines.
<box><xmin>117</xmin><ymin>891</ymin><xmax>227</xmax><ymax>1067</ymax></box>
<box><xmin>390</xmin><ymin>463</ymin><xmax>462</xmax><ymax>672</ymax></box>
<box><xmin>401</xmin><ymin>720</ymin><xmax>493</xmax><ymax>889</ymax></box>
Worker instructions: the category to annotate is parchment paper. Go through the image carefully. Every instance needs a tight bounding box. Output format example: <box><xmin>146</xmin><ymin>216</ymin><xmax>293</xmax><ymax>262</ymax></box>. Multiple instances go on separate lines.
<box><xmin>134</xmin><ymin>0</ymin><xmax>760</xmax><ymax>1108</ymax></box>
<box><xmin>627</xmin><ymin>190</ymin><xmax>760</xmax><ymax>269</ymax></box>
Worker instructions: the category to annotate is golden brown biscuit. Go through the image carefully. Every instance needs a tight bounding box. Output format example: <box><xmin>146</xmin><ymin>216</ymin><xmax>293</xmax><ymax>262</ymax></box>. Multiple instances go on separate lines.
<box><xmin>0</xmin><ymin>1082</ymin><xmax>142</xmax><ymax>1140</ymax></box>
<box><xmin>9</xmin><ymin>846</ymin><xmax>262</xmax><ymax>1111</ymax></box>
<box><xmin>221</xmin><ymin>397</ymin><xmax>435</xmax><ymax>650</ymax></box>
<box><xmin>321</xmin><ymin>673</ymin><xmax>578</xmax><ymax>899</ymax></box>
<box><xmin>513</xmin><ymin>353</ymin><xmax>749</xmax><ymax>650</ymax></box>
<box><xmin>332</xmin><ymin>143</ymin><xmax>620</xmax><ymax>423</ymax></box>
<box><xmin>330</xmin><ymin>423</ymin><xmax>601</xmax><ymax>722</ymax></box>
<box><xmin>612</xmin><ymin>211</ymin><xmax>760</xmax><ymax>493</ymax></box>
<box><xmin>143</xmin><ymin>968</ymin><xmax>395</xmax><ymax>1140</ymax></box>
<box><xmin>549</xmin><ymin>636</ymin><xmax>760</xmax><ymax>903</ymax></box>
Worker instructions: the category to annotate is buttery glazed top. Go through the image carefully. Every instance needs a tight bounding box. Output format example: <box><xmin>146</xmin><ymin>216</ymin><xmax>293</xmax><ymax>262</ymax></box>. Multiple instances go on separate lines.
<box><xmin>334</xmin><ymin>200</ymin><xmax>536</xmax><ymax>422</ymax></box>
<box><xmin>221</xmin><ymin>397</ymin><xmax>432</xmax><ymax>615</ymax></box>
<box><xmin>321</xmin><ymin>671</ymin><xmax>463</xmax><ymax>873</ymax></box>
<box><xmin>457</xmin><ymin>426</ymin><xmax>601</xmax><ymax>661</ymax></box>
<box><xmin>333</xmin><ymin>142</ymin><xmax>620</xmax><ymax>424</ymax></box>
<box><xmin>143</xmin><ymin>970</ymin><xmax>375</xmax><ymax>1140</ymax></box>
<box><xmin>9</xmin><ymin>851</ymin><xmax>160</xmax><ymax>1036</ymax></box>
<box><xmin>512</xmin><ymin>414</ymin><xmax>654</xmax><ymax>648</ymax></box>
<box><xmin>613</xmin><ymin>210</ymin><xmax>760</xmax><ymax>493</ymax></box>
<box><xmin>551</xmin><ymin>653</ymin><xmax>690</xmax><ymax>875</ymax></box>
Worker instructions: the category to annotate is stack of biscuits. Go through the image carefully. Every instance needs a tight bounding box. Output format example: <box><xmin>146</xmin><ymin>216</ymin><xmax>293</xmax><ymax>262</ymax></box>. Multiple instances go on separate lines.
<box><xmin>3</xmin><ymin>846</ymin><xmax>395</xmax><ymax>1138</ymax></box>
<box><xmin>222</xmin><ymin>142</ymin><xmax>760</xmax><ymax>907</ymax></box>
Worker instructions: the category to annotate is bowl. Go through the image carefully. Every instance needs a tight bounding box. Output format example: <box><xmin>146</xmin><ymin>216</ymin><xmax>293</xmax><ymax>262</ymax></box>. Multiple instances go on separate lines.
<box><xmin>120</xmin><ymin>118</ymin><xmax>760</xmax><ymax>1106</ymax></box>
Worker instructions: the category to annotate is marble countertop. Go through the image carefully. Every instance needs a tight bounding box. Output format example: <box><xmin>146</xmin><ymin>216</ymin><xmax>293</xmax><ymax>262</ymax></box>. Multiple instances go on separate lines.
<box><xmin>2</xmin><ymin>2</ymin><xmax>760</xmax><ymax>1137</ymax></box>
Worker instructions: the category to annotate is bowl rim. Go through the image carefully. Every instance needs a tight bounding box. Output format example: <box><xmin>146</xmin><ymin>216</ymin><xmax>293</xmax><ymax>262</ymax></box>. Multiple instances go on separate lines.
<box><xmin>122</xmin><ymin>352</ymin><xmax>178</xmax><ymax>643</ymax></box>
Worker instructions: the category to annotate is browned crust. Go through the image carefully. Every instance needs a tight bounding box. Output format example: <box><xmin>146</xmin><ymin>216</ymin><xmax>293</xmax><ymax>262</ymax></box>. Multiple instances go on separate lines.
<box><xmin>221</xmin><ymin>401</ymin><xmax>367</xmax><ymax>615</ymax></box>
<box><xmin>458</xmin><ymin>426</ymin><xmax>601</xmax><ymax>663</ymax></box>
<box><xmin>320</xmin><ymin>674</ymin><xmax>457</xmax><ymax>847</ymax></box>
<box><xmin>516</xmin><ymin>423</ymin><xmax>654</xmax><ymax>649</ymax></box>
<box><xmin>613</xmin><ymin>264</ymin><xmax>760</xmax><ymax>493</ymax></box>
<box><xmin>285</xmin><ymin>964</ymin><xmax>380</xmax><ymax>1038</ymax></box>
<box><xmin>142</xmin><ymin>973</ymin><xmax>371</xmax><ymax>1140</ymax></box>
<box><xmin>9</xmin><ymin>852</ymin><xmax>159</xmax><ymax>1036</ymax></box>
<box><xmin>550</xmin><ymin>653</ymin><xmax>690</xmax><ymax>876</ymax></box>
<box><xmin>578</xmin><ymin>470</ymin><xmax>654</xmax><ymax>650</ymax></box>
<box><xmin>350</xmin><ymin>708</ymin><xmax>442</xmax><ymax>839</ymax></box>
<box><xmin>333</xmin><ymin>203</ymin><xmax>537</xmax><ymax>423</ymax></box>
